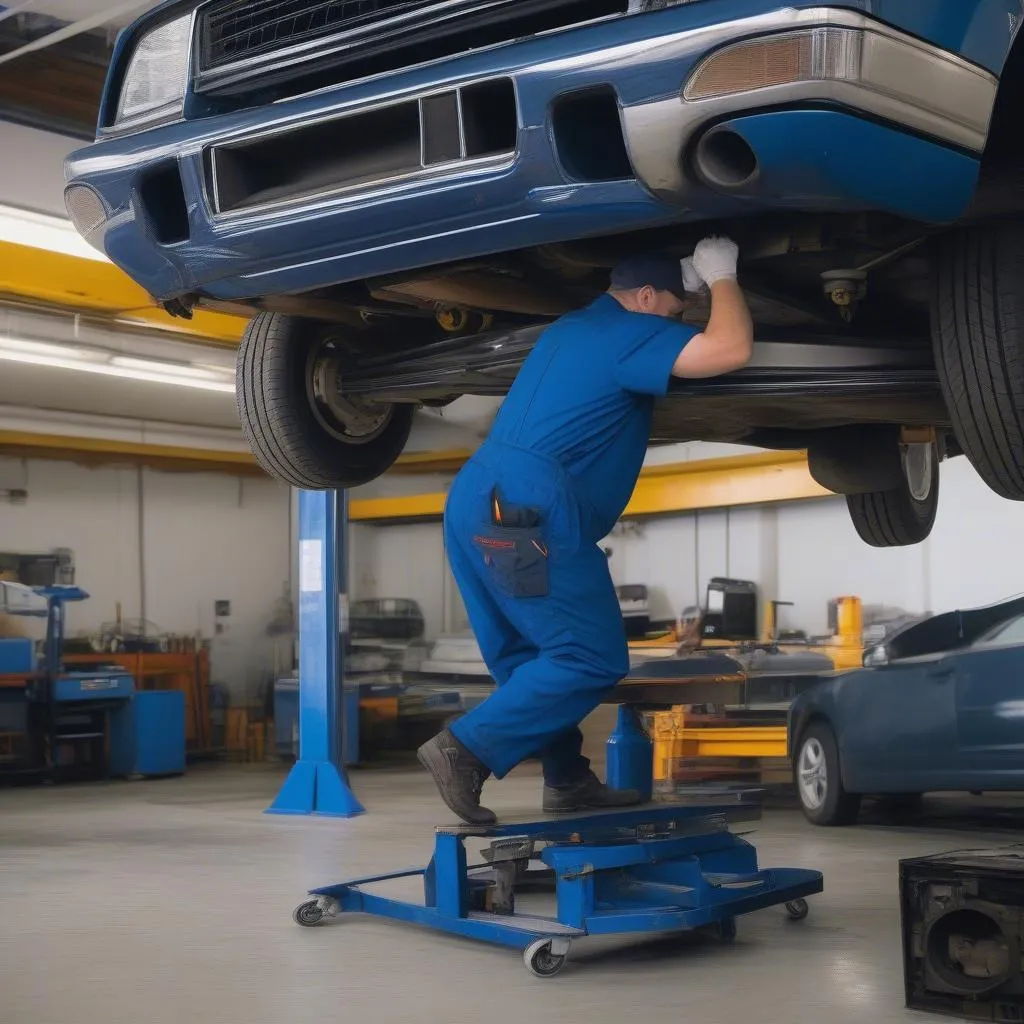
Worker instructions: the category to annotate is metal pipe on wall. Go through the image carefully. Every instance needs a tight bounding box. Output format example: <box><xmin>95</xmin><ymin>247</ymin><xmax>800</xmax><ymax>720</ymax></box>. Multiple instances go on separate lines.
<box><xmin>136</xmin><ymin>465</ymin><xmax>146</xmax><ymax>635</ymax></box>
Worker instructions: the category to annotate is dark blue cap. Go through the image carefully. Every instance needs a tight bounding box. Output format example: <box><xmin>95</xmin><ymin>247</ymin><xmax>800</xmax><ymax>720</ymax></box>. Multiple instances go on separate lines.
<box><xmin>610</xmin><ymin>255</ymin><xmax>687</xmax><ymax>301</ymax></box>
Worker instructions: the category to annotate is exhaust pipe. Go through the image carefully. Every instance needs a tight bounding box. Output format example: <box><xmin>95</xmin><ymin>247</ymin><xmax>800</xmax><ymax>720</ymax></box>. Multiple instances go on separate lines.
<box><xmin>692</xmin><ymin>127</ymin><xmax>759</xmax><ymax>190</ymax></box>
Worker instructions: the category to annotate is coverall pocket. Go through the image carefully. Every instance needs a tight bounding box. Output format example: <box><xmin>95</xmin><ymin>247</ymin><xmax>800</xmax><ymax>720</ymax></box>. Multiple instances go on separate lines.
<box><xmin>472</xmin><ymin>526</ymin><xmax>550</xmax><ymax>598</ymax></box>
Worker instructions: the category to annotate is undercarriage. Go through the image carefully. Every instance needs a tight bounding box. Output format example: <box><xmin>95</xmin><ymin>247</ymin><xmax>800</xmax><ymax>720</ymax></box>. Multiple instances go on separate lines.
<box><xmin>231</xmin><ymin>190</ymin><xmax>1024</xmax><ymax>551</ymax></box>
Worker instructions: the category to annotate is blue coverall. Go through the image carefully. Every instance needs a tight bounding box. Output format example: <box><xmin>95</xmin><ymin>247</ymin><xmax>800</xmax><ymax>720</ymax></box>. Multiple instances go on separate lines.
<box><xmin>445</xmin><ymin>294</ymin><xmax>697</xmax><ymax>784</ymax></box>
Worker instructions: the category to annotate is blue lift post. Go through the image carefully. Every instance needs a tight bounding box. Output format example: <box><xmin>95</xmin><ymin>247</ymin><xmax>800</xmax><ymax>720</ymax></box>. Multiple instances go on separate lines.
<box><xmin>267</xmin><ymin>489</ymin><xmax>364</xmax><ymax>818</ymax></box>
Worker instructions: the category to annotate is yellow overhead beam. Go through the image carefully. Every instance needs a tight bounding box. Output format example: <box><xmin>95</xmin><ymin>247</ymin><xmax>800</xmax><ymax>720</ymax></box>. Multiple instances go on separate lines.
<box><xmin>0</xmin><ymin>429</ymin><xmax>836</xmax><ymax>509</ymax></box>
<box><xmin>351</xmin><ymin>450</ymin><xmax>832</xmax><ymax>522</ymax></box>
<box><xmin>627</xmin><ymin>450</ymin><xmax>831</xmax><ymax>516</ymax></box>
<box><xmin>0</xmin><ymin>241</ymin><xmax>246</xmax><ymax>345</ymax></box>
<box><xmin>0</xmin><ymin>429</ymin><xmax>263</xmax><ymax>476</ymax></box>
<box><xmin>389</xmin><ymin>448</ymin><xmax>474</xmax><ymax>475</ymax></box>
<box><xmin>0</xmin><ymin>434</ymin><xmax>481</xmax><ymax>480</ymax></box>
<box><xmin>350</xmin><ymin>491</ymin><xmax>449</xmax><ymax>522</ymax></box>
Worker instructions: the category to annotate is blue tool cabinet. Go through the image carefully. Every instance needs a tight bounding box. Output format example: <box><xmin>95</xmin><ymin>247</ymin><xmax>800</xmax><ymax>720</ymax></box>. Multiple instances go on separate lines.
<box><xmin>109</xmin><ymin>690</ymin><xmax>186</xmax><ymax>777</ymax></box>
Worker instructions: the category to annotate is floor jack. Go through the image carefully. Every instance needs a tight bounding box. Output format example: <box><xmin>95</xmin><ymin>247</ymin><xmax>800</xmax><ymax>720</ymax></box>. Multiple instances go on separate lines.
<box><xmin>279</xmin><ymin>493</ymin><xmax>823</xmax><ymax>975</ymax></box>
<box><xmin>293</xmin><ymin>787</ymin><xmax>822</xmax><ymax>977</ymax></box>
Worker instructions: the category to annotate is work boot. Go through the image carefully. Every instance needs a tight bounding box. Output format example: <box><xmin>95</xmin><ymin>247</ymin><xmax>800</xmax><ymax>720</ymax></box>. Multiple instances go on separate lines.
<box><xmin>543</xmin><ymin>771</ymin><xmax>643</xmax><ymax>814</ymax></box>
<box><xmin>417</xmin><ymin>730</ymin><xmax>496</xmax><ymax>826</ymax></box>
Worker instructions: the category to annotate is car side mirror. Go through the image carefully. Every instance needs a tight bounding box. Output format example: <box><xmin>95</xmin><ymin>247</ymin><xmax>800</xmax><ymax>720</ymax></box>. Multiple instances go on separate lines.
<box><xmin>863</xmin><ymin>644</ymin><xmax>890</xmax><ymax>668</ymax></box>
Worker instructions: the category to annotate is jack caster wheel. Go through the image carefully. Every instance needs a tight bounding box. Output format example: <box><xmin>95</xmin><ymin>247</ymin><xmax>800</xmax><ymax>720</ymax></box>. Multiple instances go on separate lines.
<box><xmin>717</xmin><ymin>917</ymin><xmax>738</xmax><ymax>943</ymax></box>
<box><xmin>293</xmin><ymin>898</ymin><xmax>327</xmax><ymax>927</ymax></box>
<box><xmin>785</xmin><ymin>899</ymin><xmax>809</xmax><ymax>922</ymax></box>
<box><xmin>524</xmin><ymin>938</ymin><xmax>569</xmax><ymax>978</ymax></box>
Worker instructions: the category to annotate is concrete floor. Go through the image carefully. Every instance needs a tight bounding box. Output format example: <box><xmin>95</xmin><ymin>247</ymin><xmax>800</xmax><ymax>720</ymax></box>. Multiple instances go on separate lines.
<box><xmin>0</xmin><ymin>765</ymin><xmax>1013</xmax><ymax>1024</ymax></box>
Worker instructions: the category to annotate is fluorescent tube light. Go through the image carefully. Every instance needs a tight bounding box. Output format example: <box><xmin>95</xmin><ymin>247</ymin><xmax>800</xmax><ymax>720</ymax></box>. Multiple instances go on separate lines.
<box><xmin>0</xmin><ymin>336</ymin><xmax>109</xmax><ymax>361</ymax></box>
<box><xmin>110</xmin><ymin>355</ymin><xmax>234</xmax><ymax>381</ymax></box>
<box><xmin>0</xmin><ymin>339</ymin><xmax>236</xmax><ymax>393</ymax></box>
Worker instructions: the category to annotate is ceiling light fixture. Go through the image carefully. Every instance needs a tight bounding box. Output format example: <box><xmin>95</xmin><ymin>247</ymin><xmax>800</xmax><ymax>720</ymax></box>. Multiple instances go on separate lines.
<box><xmin>0</xmin><ymin>337</ymin><xmax>236</xmax><ymax>393</ymax></box>
<box><xmin>109</xmin><ymin>355</ymin><xmax>234</xmax><ymax>381</ymax></box>
<box><xmin>0</xmin><ymin>336</ymin><xmax>109</xmax><ymax>361</ymax></box>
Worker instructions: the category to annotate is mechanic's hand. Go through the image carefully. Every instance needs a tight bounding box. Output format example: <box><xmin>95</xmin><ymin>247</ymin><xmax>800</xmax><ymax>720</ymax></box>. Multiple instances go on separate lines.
<box><xmin>691</xmin><ymin>236</ymin><xmax>739</xmax><ymax>287</ymax></box>
<box><xmin>680</xmin><ymin>257</ymin><xmax>705</xmax><ymax>294</ymax></box>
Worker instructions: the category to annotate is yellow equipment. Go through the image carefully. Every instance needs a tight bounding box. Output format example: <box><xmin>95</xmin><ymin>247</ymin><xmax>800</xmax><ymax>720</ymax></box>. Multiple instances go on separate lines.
<box><xmin>635</xmin><ymin>585</ymin><xmax>868</xmax><ymax>786</ymax></box>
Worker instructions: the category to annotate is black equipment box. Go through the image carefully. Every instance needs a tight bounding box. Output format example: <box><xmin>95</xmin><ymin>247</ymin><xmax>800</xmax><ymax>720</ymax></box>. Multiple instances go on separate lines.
<box><xmin>900</xmin><ymin>847</ymin><xmax>1024</xmax><ymax>1020</ymax></box>
<box><xmin>700</xmin><ymin>578</ymin><xmax>758</xmax><ymax>642</ymax></box>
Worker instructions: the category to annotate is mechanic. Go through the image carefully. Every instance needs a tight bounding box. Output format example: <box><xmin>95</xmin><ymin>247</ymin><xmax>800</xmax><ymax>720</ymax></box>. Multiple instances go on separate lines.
<box><xmin>418</xmin><ymin>237</ymin><xmax>754</xmax><ymax>824</ymax></box>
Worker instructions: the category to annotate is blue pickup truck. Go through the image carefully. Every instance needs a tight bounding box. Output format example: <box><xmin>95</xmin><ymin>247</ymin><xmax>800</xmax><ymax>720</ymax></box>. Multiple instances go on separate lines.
<box><xmin>65</xmin><ymin>1</ymin><xmax>1024</xmax><ymax>546</ymax></box>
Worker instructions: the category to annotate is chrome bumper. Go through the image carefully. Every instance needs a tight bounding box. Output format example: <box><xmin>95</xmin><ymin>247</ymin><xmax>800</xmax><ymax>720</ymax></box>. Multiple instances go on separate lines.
<box><xmin>617</xmin><ymin>7</ymin><xmax>997</xmax><ymax>198</ymax></box>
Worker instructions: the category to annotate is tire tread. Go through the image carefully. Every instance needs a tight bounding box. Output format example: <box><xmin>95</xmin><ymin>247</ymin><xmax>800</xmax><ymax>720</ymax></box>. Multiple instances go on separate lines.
<box><xmin>932</xmin><ymin>224</ymin><xmax>1024</xmax><ymax>499</ymax></box>
<box><xmin>845</xmin><ymin>456</ymin><xmax>939</xmax><ymax>548</ymax></box>
<box><xmin>235</xmin><ymin>313</ymin><xmax>413</xmax><ymax>490</ymax></box>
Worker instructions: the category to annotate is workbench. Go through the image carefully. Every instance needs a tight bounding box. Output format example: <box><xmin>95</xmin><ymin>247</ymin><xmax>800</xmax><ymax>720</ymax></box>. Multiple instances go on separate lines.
<box><xmin>64</xmin><ymin>651</ymin><xmax>211</xmax><ymax>752</ymax></box>
<box><xmin>0</xmin><ymin>585</ymin><xmax>185</xmax><ymax>780</ymax></box>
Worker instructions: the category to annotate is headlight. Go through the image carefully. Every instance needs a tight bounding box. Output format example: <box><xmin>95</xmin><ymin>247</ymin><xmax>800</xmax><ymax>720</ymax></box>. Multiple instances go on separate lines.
<box><xmin>115</xmin><ymin>13</ymin><xmax>193</xmax><ymax>127</ymax></box>
<box><xmin>862</xmin><ymin>645</ymin><xmax>890</xmax><ymax>668</ymax></box>
<box><xmin>64</xmin><ymin>184</ymin><xmax>108</xmax><ymax>250</ymax></box>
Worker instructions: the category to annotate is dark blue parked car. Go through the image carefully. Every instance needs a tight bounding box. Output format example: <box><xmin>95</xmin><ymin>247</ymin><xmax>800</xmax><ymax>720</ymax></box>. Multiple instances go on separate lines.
<box><xmin>789</xmin><ymin>594</ymin><xmax>1024</xmax><ymax>825</ymax></box>
<box><xmin>65</xmin><ymin>2</ymin><xmax>1024</xmax><ymax>546</ymax></box>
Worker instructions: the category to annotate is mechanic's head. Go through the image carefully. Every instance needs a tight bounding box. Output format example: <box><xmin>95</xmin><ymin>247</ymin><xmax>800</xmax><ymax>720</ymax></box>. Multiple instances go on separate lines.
<box><xmin>608</xmin><ymin>255</ymin><xmax>691</xmax><ymax>319</ymax></box>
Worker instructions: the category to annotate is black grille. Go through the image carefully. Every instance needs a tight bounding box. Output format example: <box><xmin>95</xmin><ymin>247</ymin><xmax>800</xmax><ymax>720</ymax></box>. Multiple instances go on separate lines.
<box><xmin>200</xmin><ymin>0</ymin><xmax>423</xmax><ymax>70</ymax></box>
<box><xmin>196</xmin><ymin>0</ymin><xmax>629</xmax><ymax>93</ymax></box>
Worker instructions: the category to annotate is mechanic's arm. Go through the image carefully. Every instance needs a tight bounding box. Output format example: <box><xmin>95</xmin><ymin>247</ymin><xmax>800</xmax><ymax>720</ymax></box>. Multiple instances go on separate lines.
<box><xmin>672</xmin><ymin>238</ymin><xmax>754</xmax><ymax>380</ymax></box>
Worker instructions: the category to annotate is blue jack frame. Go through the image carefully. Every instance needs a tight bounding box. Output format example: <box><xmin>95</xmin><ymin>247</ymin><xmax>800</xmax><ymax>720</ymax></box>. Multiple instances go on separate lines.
<box><xmin>275</xmin><ymin>493</ymin><xmax>823</xmax><ymax>970</ymax></box>
<box><xmin>267</xmin><ymin>490</ymin><xmax>364</xmax><ymax>818</ymax></box>
<box><xmin>292</xmin><ymin>800</ymin><xmax>823</xmax><ymax>976</ymax></box>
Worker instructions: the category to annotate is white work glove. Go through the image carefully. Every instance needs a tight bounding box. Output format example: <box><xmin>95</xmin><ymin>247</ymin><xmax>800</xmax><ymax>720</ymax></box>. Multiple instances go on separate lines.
<box><xmin>680</xmin><ymin>257</ymin><xmax>705</xmax><ymax>294</ymax></box>
<box><xmin>690</xmin><ymin>236</ymin><xmax>739</xmax><ymax>287</ymax></box>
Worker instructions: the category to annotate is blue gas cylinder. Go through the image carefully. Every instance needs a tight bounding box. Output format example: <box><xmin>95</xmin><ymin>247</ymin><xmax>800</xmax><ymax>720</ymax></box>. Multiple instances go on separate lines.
<box><xmin>606</xmin><ymin>705</ymin><xmax>653</xmax><ymax>801</ymax></box>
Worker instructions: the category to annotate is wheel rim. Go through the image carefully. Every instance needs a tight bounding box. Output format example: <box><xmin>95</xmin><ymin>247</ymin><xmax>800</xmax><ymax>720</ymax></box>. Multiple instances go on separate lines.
<box><xmin>307</xmin><ymin>345</ymin><xmax>393</xmax><ymax>446</ymax></box>
<box><xmin>297</xmin><ymin>903</ymin><xmax>322</xmax><ymax>924</ymax></box>
<box><xmin>901</xmin><ymin>442</ymin><xmax>933</xmax><ymax>503</ymax></box>
<box><xmin>798</xmin><ymin>737</ymin><xmax>828</xmax><ymax>810</ymax></box>
<box><xmin>533</xmin><ymin>948</ymin><xmax>563</xmax><ymax>974</ymax></box>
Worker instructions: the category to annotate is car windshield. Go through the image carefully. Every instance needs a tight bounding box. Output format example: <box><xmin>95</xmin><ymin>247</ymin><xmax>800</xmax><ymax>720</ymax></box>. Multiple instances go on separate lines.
<box><xmin>974</xmin><ymin>613</ymin><xmax>1024</xmax><ymax>648</ymax></box>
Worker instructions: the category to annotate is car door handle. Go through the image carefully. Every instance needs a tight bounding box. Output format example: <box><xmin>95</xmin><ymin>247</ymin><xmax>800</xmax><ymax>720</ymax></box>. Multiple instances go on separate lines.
<box><xmin>927</xmin><ymin>664</ymin><xmax>954</xmax><ymax>679</ymax></box>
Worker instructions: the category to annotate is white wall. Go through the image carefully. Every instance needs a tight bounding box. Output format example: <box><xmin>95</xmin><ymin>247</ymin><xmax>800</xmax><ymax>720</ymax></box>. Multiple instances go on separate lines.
<box><xmin>353</xmin><ymin>454</ymin><xmax>1024</xmax><ymax>642</ymax></box>
<box><xmin>604</xmin><ymin>505</ymin><xmax>774</xmax><ymax>624</ymax></box>
<box><xmin>0</xmin><ymin>122</ymin><xmax>75</xmax><ymax>214</ymax></box>
<box><xmin>348</xmin><ymin>520</ymin><xmax>453</xmax><ymax>639</ymax></box>
<box><xmin>776</xmin><ymin>456</ymin><xmax>1024</xmax><ymax>634</ymax></box>
<box><xmin>0</xmin><ymin>457</ymin><xmax>291</xmax><ymax>701</ymax></box>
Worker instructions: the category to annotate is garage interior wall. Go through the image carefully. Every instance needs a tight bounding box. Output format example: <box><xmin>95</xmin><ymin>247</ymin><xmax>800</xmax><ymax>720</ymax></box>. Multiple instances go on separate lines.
<box><xmin>0</xmin><ymin>457</ymin><xmax>292</xmax><ymax>702</ymax></box>
<box><xmin>352</xmin><ymin>456</ymin><xmax>1024</xmax><ymax>643</ymax></box>
<box><xmin>1</xmin><ymin>121</ymin><xmax>71</xmax><ymax>215</ymax></box>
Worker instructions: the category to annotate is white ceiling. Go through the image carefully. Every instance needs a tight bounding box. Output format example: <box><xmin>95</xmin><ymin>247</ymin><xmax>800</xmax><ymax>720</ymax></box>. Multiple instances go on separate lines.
<box><xmin>5</xmin><ymin>0</ymin><xmax>157</xmax><ymax>29</ymax></box>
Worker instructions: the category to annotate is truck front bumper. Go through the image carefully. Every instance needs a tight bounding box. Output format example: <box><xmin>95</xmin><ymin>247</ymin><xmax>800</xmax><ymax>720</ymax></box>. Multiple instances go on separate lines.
<box><xmin>65</xmin><ymin>5</ymin><xmax>996</xmax><ymax>304</ymax></box>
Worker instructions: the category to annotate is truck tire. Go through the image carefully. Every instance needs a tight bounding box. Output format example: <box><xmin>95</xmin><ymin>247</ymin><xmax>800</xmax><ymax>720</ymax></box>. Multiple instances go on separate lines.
<box><xmin>236</xmin><ymin>313</ymin><xmax>413</xmax><ymax>490</ymax></box>
<box><xmin>845</xmin><ymin>441</ymin><xmax>939</xmax><ymax>547</ymax></box>
<box><xmin>932</xmin><ymin>221</ymin><xmax>1024</xmax><ymax>500</ymax></box>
